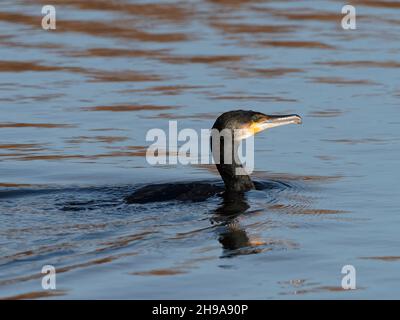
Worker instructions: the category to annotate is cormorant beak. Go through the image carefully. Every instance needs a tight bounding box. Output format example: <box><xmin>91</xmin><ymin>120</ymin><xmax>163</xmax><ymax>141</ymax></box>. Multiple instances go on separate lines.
<box><xmin>251</xmin><ymin>114</ymin><xmax>302</xmax><ymax>134</ymax></box>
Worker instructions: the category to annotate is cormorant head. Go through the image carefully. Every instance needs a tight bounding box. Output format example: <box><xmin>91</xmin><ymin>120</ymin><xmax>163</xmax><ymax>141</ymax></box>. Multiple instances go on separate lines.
<box><xmin>212</xmin><ymin>110</ymin><xmax>302</xmax><ymax>140</ymax></box>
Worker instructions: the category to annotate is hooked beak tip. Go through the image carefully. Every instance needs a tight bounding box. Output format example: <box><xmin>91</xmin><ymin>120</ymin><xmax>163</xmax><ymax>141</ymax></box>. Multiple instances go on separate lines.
<box><xmin>294</xmin><ymin>115</ymin><xmax>302</xmax><ymax>125</ymax></box>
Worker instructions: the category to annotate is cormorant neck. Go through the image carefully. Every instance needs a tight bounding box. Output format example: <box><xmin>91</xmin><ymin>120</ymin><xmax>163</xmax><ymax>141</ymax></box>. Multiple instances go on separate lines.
<box><xmin>213</xmin><ymin>135</ymin><xmax>255</xmax><ymax>193</ymax></box>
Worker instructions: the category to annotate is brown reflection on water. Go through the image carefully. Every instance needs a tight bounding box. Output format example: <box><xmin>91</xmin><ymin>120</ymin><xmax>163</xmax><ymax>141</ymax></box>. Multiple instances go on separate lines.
<box><xmin>0</xmin><ymin>93</ymin><xmax>65</xmax><ymax>103</ymax></box>
<box><xmin>253</xmin><ymin>171</ymin><xmax>342</xmax><ymax>183</ymax></box>
<box><xmin>316</xmin><ymin>155</ymin><xmax>337</xmax><ymax>161</ymax></box>
<box><xmin>0</xmin><ymin>60</ymin><xmax>162</xmax><ymax>83</ymax></box>
<box><xmin>193</xmin><ymin>165</ymin><xmax>343</xmax><ymax>183</ymax></box>
<box><xmin>210</xmin><ymin>21</ymin><xmax>294</xmax><ymax>34</ymax></box>
<box><xmin>120</xmin><ymin>85</ymin><xmax>221</xmax><ymax>96</ymax></box>
<box><xmin>64</xmin><ymin>20</ymin><xmax>188</xmax><ymax>42</ymax></box>
<box><xmin>5</xmin><ymin>145</ymin><xmax>148</xmax><ymax>162</ymax></box>
<box><xmin>59</xmin><ymin>19</ymin><xmax>189</xmax><ymax>42</ymax></box>
<box><xmin>0</xmin><ymin>60</ymin><xmax>73</xmax><ymax>73</ymax></box>
<box><xmin>261</xmin><ymin>6</ymin><xmax>369</xmax><ymax>26</ymax></box>
<box><xmin>23</xmin><ymin>93</ymin><xmax>66</xmax><ymax>102</ymax></box>
<box><xmin>354</xmin><ymin>0</ymin><xmax>400</xmax><ymax>9</ymax></box>
<box><xmin>0</xmin><ymin>39</ymin><xmax>64</xmax><ymax>50</ymax></box>
<box><xmin>13</xmin><ymin>150</ymin><xmax>147</xmax><ymax>161</ymax></box>
<box><xmin>0</xmin><ymin>243</ymin><xmax>75</xmax><ymax>266</ymax></box>
<box><xmin>13</xmin><ymin>154</ymin><xmax>91</xmax><ymax>161</ymax></box>
<box><xmin>131</xmin><ymin>255</ymin><xmax>217</xmax><ymax>277</ymax></box>
<box><xmin>270</xmin><ymin>10</ymin><xmax>346</xmax><ymax>22</ymax></box>
<box><xmin>322</xmin><ymin>138</ymin><xmax>387</xmax><ymax>145</ymax></box>
<box><xmin>65</xmin><ymin>136</ymin><xmax>129</xmax><ymax>144</ymax></box>
<box><xmin>279</xmin><ymin>281</ymin><xmax>362</xmax><ymax>296</ymax></box>
<box><xmin>3</xmin><ymin>220</ymin><xmax>129</xmax><ymax>238</ymax></box>
<box><xmin>308</xmin><ymin>109</ymin><xmax>343</xmax><ymax>118</ymax></box>
<box><xmin>0</xmin><ymin>144</ymin><xmax>46</xmax><ymax>151</ymax></box>
<box><xmin>26</xmin><ymin>0</ymin><xmax>194</xmax><ymax>22</ymax></box>
<box><xmin>207</xmin><ymin>0</ymin><xmax>261</xmax><ymax>7</ymax></box>
<box><xmin>259</xmin><ymin>41</ymin><xmax>335</xmax><ymax>49</ymax></box>
<box><xmin>159</xmin><ymin>54</ymin><xmax>245</xmax><ymax>65</ymax></box>
<box><xmin>0</xmin><ymin>11</ymin><xmax>38</xmax><ymax>27</ymax></box>
<box><xmin>141</xmin><ymin>112</ymin><xmax>218</xmax><ymax>120</ymax></box>
<box><xmin>131</xmin><ymin>269</ymin><xmax>187</xmax><ymax>276</ymax></box>
<box><xmin>97</xmin><ymin>231</ymin><xmax>155</xmax><ymax>253</ymax></box>
<box><xmin>0</xmin><ymin>183</ymin><xmax>33</xmax><ymax>187</ymax></box>
<box><xmin>0</xmin><ymin>10</ymin><xmax>188</xmax><ymax>42</ymax></box>
<box><xmin>67</xmin><ymin>47</ymin><xmax>170</xmax><ymax>59</ymax></box>
<box><xmin>209</xmin><ymin>94</ymin><xmax>297</xmax><ymax>102</ymax></box>
<box><xmin>316</xmin><ymin>60</ymin><xmax>400</xmax><ymax>68</ymax></box>
<box><xmin>1</xmin><ymin>290</ymin><xmax>67</xmax><ymax>300</ymax></box>
<box><xmin>243</xmin><ymin>67</ymin><xmax>304</xmax><ymax>78</ymax></box>
<box><xmin>82</xmin><ymin>104</ymin><xmax>178</xmax><ymax>112</ymax></box>
<box><xmin>269</xmin><ymin>204</ymin><xmax>348</xmax><ymax>215</ymax></box>
<box><xmin>0</xmin><ymin>252</ymin><xmax>138</xmax><ymax>288</ymax></box>
<box><xmin>360</xmin><ymin>256</ymin><xmax>400</xmax><ymax>261</ymax></box>
<box><xmin>66</xmin><ymin>48</ymin><xmax>246</xmax><ymax>72</ymax></box>
<box><xmin>89</xmin><ymin>128</ymin><xmax>128</xmax><ymax>132</ymax></box>
<box><xmin>0</xmin><ymin>153</ymin><xmax>29</xmax><ymax>158</ymax></box>
<box><xmin>0</xmin><ymin>122</ymin><xmax>75</xmax><ymax>129</ymax></box>
<box><xmin>311</xmin><ymin>77</ymin><xmax>379</xmax><ymax>86</ymax></box>
<box><xmin>278</xmin><ymin>278</ymin><xmax>365</xmax><ymax>296</ymax></box>
<box><xmin>87</xmin><ymin>70</ymin><xmax>163</xmax><ymax>83</ymax></box>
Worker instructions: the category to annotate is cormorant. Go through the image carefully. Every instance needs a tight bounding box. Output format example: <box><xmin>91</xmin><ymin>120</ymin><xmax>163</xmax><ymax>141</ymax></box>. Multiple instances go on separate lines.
<box><xmin>126</xmin><ymin>110</ymin><xmax>301</xmax><ymax>204</ymax></box>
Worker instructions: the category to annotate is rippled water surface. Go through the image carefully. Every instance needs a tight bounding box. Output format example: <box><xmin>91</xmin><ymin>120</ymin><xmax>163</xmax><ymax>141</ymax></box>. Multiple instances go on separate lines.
<box><xmin>1</xmin><ymin>0</ymin><xmax>400</xmax><ymax>299</ymax></box>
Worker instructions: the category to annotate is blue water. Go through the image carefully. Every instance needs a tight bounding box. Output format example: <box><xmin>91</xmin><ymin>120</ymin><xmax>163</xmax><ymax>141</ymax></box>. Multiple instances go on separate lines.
<box><xmin>0</xmin><ymin>0</ymin><xmax>400</xmax><ymax>299</ymax></box>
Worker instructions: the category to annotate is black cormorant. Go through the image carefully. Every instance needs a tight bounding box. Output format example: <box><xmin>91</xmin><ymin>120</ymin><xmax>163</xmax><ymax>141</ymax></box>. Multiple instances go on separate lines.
<box><xmin>126</xmin><ymin>110</ymin><xmax>301</xmax><ymax>204</ymax></box>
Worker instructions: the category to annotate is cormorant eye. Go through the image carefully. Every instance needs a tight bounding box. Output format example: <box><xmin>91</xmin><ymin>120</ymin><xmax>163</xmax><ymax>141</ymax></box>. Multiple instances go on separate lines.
<box><xmin>251</xmin><ymin>114</ymin><xmax>260</xmax><ymax>121</ymax></box>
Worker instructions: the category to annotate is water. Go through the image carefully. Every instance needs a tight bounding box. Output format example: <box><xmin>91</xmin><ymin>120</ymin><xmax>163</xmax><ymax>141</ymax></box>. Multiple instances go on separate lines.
<box><xmin>0</xmin><ymin>0</ymin><xmax>399</xmax><ymax>299</ymax></box>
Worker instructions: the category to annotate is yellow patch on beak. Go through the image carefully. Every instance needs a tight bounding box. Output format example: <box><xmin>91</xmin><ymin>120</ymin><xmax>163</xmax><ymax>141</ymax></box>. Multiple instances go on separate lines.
<box><xmin>249</xmin><ymin>122</ymin><xmax>264</xmax><ymax>135</ymax></box>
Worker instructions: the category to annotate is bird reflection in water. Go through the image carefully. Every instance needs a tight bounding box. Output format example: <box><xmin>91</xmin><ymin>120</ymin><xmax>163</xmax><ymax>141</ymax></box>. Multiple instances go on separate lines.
<box><xmin>212</xmin><ymin>192</ymin><xmax>266</xmax><ymax>258</ymax></box>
